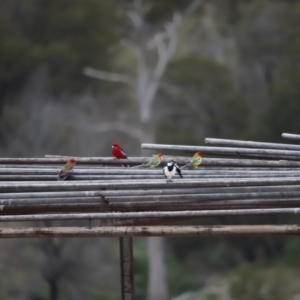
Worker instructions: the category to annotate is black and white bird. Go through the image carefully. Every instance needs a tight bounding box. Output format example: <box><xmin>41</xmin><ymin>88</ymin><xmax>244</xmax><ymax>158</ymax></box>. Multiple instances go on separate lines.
<box><xmin>163</xmin><ymin>160</ymin><xmax>183</xmax><ymax>182</ymax></box>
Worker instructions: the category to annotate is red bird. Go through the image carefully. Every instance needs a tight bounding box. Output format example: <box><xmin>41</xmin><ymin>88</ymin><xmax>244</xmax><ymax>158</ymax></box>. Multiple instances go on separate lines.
<box><xmin>111</xmin><ymin>143</ymin><xmax>128</xmax><ymax>159</ymax></box>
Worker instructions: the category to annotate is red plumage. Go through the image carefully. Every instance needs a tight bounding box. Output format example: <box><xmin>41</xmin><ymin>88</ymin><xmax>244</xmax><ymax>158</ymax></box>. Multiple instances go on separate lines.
<box><xmin>111</xmin><ymin>143</ymin><xmax>128</xmax><ymax>159</ymax></box>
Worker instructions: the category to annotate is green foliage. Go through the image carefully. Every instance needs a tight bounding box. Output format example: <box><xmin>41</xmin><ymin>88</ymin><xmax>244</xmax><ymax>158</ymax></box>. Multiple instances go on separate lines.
<box><xmin>281</xmin><ymin>237</ymin><xmax>300</xmax><ymax>266</ymax></box>
<box><xmin>229</xmin><ymin>265</ymin><xmax>292</xmax><ymax>300</ymax></box>
<box><xmin>0</xmin><ymin>0</ymin><xmax>122</xmax><ymax>108</ymax></box>
<box><xmin>134</xmin><ymin>242</ymin><xmax>148</xmax><ymax>300</ymax></box>
<box><xmin>167</xmin><ymin>254</ymin><xmax>202</xmax><ymax>296</ymax></box>
<box><xmin>157</xmin><ymin>55</ymin><xmax>249</xmax><ymax>145</ymax></box>
<box><xmin>205</xmin><ymin>293</ymin><xmax>221</xmax><ymax>300</ymax></box>
<box><xmin>133</xmin><ymin>242</ymin><xmax>203</xmax><ymax>299</ymax></box>
<box><xmin>144</xmin><ymin>0</ymin><xmax>195</xmax><ymax>23</ymax></box>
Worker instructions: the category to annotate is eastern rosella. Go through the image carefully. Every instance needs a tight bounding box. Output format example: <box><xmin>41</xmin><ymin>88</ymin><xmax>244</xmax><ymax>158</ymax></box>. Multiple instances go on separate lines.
<box><xmin>133</xmin><ymin>153</ymin><xmax>163</xmax><ymax>168</ymax></box>
<box><xmin>111</xmin><ymin>143</ymin><xmax>128</xmax><ymax>159</ymax></box>
<box><xmin>163</xmin><ymin>160</ymin><xmax>183</xmax><ymax>182</ymax></box>
<box><xmin>58</xmin><ymin>159</ymin><xmax>76</xmax><ymax>181</ymax></box>
<box><xmin>181</xmin><ymin>152</ymin><xmax>202</xmax><ymax>169</ymax></box>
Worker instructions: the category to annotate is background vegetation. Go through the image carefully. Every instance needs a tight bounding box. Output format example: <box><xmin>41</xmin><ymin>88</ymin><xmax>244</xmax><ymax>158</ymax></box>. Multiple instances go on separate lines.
<box><xmin>1</xmin><ymin>0</ymin><xmax>300</xmax><ymax>299</ymax></box>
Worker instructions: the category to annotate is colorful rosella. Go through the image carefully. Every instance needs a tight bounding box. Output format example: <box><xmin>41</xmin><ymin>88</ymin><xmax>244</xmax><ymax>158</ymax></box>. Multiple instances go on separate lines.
<box><xmin>111</xmin><ymin>143</ymin><xmax>128</xmax><ymax>159</ymax></box>
<box><xmin>58</xmin><ymin>159</ymin><xmax>76</xmax><ymax>181</ymax></box>
<box><xmin>163</xmin><ymin>160</ymin><xmax>183</xmax><ymax>182</ymax></box>
<box><xmin>181</xmin><ymin>152</ymin><xmax>202</xmax><ymax>169</ymax></box>
<box><xmin>133</xmin><ymin>153</ymin><xmax>163</xmax><ymax>168</ymax></box>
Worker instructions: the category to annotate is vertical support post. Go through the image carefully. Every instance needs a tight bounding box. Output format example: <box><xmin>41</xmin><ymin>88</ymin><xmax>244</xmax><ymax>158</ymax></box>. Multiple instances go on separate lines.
<box><xmin>120</xmin><ymin>237</ymin><xmax>135</xmax><ymax>300</ymax></box>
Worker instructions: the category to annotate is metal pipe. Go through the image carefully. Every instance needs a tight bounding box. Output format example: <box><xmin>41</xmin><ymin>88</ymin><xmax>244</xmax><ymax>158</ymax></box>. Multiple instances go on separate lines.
<box><xmin>2</xmin><ymin>158</ymin><xmax>300</xmax><ymax>168</ymax></box>
<box><xmin>4</xmin><ymin>168</ymin><xmax>300</xmax><ymax>175</ymax></box>
<box><xmin>0</xmin><ymin>225</ymin><xmax>299</xmax><ymax>238</ymax></box>
<box><xmin>1</xmin><ymin>197</ymin><xmax>300</xmax><ymax>215</ymax></box>
<box><xmin>0</xmin><ymin>165</ymin><xmax>299</xmax><ymax>171</ymax></box>
<box><xmin>3</xmin><ymin>156</ymin><xmax>300</xmax><ymax>167</ymax></box>
<box><xmin>4</xmin><ymin>173</ymin><xmax>300</xmax><ymax>181</ymax></box>
<box><xmin>111</xmin><ymin>198</ymin><xmax>300</xmax><ymax>209</ymax></box>
<box><xmin>0</xmin><ymin>157</ymin><xmax>187</xmax><ymax>165</ymax></box>
<box><xmin>1</xmin><ymin>207</ymin><xmax>300</xmax><ymax>222</ymax></box>
<box><xmin>4</xmin><ymin>167</ymin><xmax>300</xmax><ymax>176</ymax></box>
<box><xmin>2</xmin><ymin>177</ymin><xmax>300</xmax><ymax>192</ymax></box>
<box><xmin>3</xmin><ymin>189</ymin><xmax>300</xmax><ymax>206</ymax></box>
<box><xmin>2</xmin><ymin>184</ymin><xmax>300</xmax><ymax>199</ymax></box>
<box><xmin>141</xmin><ymin>143</ymin><xmax>300</xmax><ymax>160</ymax></box>
<box><xmin>282</xmin><ymin>133</ymin><xmax>300</xmax><ymax>140</ymax></box>
<box><xmin>205</xmin><ymin>138</ymin><xmax>300</xmax><ymax>151</ymax></box>
<box><xmin>120</xmin><ymin>237</ymin><xmax>135</xmax><ymax>300</ymax></box>
<box><xmin>5</xmin><ymin>168</ymin><xmax>300</xmax><ymax>175</ymax></box>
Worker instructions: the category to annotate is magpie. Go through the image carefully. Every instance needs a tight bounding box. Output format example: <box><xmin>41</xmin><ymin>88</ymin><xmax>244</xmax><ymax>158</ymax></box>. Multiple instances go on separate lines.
<box><xmin>163</xmin><ymin>160</ymin><xmax>183</xmax><ymax>182</ymax></box>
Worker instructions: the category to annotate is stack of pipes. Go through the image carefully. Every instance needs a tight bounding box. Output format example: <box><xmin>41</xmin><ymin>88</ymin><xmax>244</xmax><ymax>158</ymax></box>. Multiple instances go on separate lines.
<box><xmin>0</xmin><ymin>132</ymin><xmax>300</xmax><ymax>236</ymax></box>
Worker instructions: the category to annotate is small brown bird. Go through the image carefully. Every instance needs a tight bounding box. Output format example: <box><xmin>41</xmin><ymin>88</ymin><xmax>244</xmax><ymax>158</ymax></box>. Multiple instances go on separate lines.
<box><xmin>58</xmin><ymin>159</ymin><xmax>76</xmax><ymax>181</ymax></box>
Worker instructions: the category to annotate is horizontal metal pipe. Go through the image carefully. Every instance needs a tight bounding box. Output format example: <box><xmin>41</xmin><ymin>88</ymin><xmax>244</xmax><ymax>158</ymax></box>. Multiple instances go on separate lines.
<box><xmin>205</xmin><ymin>138</ymin><xmax>300</xmax><ymax>151</ymax></box>
<box><xmin>2</xmin><ymin>193</ymin><xmax>300</xmax><ymax>208</ymax></box>
<box><xmin>111</xmin><ymin>198</ymin><xmax>300</xmax><ymax>210</ymax></box>
<box><xmin>282</xmin><ymin>133</ymin><xmax>300</xmax><ymax>140</ymax></box>
<box><xmin>0</xmin><ymin>203</ymin><xmax>109</xmax><ymax>215</ymax></box>
<box><xmin>3</xmin><ymin>190</ymin><xmax>300</xmax><ymax>205</ymax></box>
<box><xmin>4</xmin><ymin>167</ymin><xmax>300</xmax><ymax>175</ymax></box>
<box><xmin>0</xmin><ymin>165</ymin><xmax>299</xmax><ymax>171</ymax></box>
<box><xmin>0</xmin><ymin>207</ymin><xmax>300</xmax><ymax>222</ymax></box>
<box><xmin>0</xmin><ymin>197</ymin><xmax>104</xmax><ymax>205</ymax></box>
<box><xmin>3</xmin><ymin>199</ymin><xmax>300</xmax><ymax>215</ymax></box>
<box><xmin>3</xmin><ymin>173</ymin><xmax>300</xmax><ymax>181</ymax></box>
<box><xmin>2</xmin><ymin>177</ymin><xmax>300</xmax><ymax>192</ymax></box>
<box><xmin>3</xmin><ymin>157</ymin><xmax>300</xmax><ymax>168</ymax></box>
<box><xmin>142</xmin><ymin>143</ymin><xmax>300</xmax><ymax>160</ymax></box>
<box><xmin>0</xmin><ymin>225</ymin><xmax>299</xmax><ymax>238</ymax></box>
<box><xmin>94</xmin><ymin>190</ymin><xmax>300</xmax><ymax>203</ymax></box>
<box><xmin>0</xmin><ymin>157</ymin><xmax>189</xmax><ymax>165</ymax></box>
<box><xmin>1</xmin><ymin>185</ymin><xmax>300</xmax><ymax>201</ymax></box>
<box><xmin>111</xmin><ymin>217</ymin><xmax>195</xmax><ymax>227</ymax></box>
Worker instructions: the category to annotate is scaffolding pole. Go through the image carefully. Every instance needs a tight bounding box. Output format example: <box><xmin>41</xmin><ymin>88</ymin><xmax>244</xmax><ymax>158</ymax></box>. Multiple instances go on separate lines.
<box><xmin>0</xmin><ymin>225</ymin><xmax>299</xmax><ymax>238</ymax></box>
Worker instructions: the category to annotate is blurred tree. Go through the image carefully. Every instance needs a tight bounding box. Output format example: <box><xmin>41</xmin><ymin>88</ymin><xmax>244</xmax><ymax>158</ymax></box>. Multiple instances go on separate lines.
<box><xmin>157</xmin><ymin>55</ymin><xmax>248</xmax><ymax>143</ymax></box>
<box><xmin>229</xmin><ymin>265</ymin><xmax>293</xmax><ymax>300</ymax></box>
<box><xmin>0</xmin><ymin>0</ymin><xmax>121</xmax><ymax>110</ymax></box>
<box><xmin>261</xmin><ymin>2</ymin><xmax>300</xmax><ymax>141</ymax></box>
<box><xmin>83</xmin><ymin>1</ymin><xmax>204</xmax><ymax>300</ymax></box>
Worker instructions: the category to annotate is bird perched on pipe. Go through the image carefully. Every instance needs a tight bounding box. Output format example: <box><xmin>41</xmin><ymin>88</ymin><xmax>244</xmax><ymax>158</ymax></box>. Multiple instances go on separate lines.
<box><xmin>163</xmin><ymin>160</ymin><xmax>183</xmax><ymax>182</ymax></box>
<box><xmin>111</xmin><ymin>142</ymin><xmax>128</xmax><ymax>159</ymax></box>
<box><xmin>133</xmin><ymin>153</ymin><xmax>163</xmax><ymax>168</ymax></box>
<box><xmin>58</xmin><ymin>159</ymin><xmax>76</xmax><ymax>181</ymax></box>
<box><xmin>181</xmin><ymin>152</ymin><xmax>202</xmax><ymax>169</ymax></box>
<box><xmin>111</xmin><ymin>142</ymin><xmax>129</xmax><ymax>167</ymax></box>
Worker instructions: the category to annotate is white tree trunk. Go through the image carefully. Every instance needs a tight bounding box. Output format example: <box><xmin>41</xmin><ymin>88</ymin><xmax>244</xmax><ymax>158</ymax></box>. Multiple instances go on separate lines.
<box><xmin>141</xmin><ymin>124</ymin><xmax>169</xmax><ymax>300</ymax></box>
<box><xmin>147</xmin><ymin>237</ymin><xmax>169</xmax><ymax>300</ymax></box>
<box><xmin>83</xmin><ymin>3</ymin><xmax>203</xmax><ymax>299</ymax></box>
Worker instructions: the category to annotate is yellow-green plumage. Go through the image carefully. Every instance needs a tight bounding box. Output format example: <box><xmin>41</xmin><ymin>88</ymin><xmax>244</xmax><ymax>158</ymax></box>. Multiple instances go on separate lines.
<box><xmin>132</xmin><ymin>153</ymin><xmax>163</xmax><ymax>168</ymax></box>
<box><xmin>181</xmin><ymin>152</ymin><xmax>202</xmax><ymax>169</ymax></box>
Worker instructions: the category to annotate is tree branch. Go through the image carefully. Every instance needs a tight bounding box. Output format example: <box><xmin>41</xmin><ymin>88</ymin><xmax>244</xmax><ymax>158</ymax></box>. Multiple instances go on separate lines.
<box><xmin>83</xmin><ymin>67</ymin><xmax>135</xmax><ymax>87</ymax></box>
<box><xmin>147</xmin><ymin>0</ymin><xmax>203</xmax><ymax>50</ymax></box>
<box><xmin>184</xmin><ymin>0</ymin><xmax>204</xmax><ymax>16</ymax></box>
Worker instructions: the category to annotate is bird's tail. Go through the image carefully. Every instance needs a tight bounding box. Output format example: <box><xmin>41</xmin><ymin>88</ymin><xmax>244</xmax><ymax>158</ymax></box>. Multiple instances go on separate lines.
<box><xmin>121</xmin><ymin>164</ymin><xmax>130</xmax><ymax>167</ymax></box>
<box><xmin>180</xmin><ymin>164</ymin><xmax>189</xmax><ymax>170</ymax></box>
<box><xmin>176</xmin><ymin>167</ymin><xmax>183</xmax><ymax>178</ymax></box>
<box><xmin>132</xmin><ymin>164</ymin><xmax>145</xmax><ymax>168</ymax></box>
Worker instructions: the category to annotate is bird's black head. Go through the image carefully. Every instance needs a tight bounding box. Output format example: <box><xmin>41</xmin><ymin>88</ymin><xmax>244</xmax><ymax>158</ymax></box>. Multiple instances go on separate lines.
<box><xmin>167</xmin><ymin>160</ymin><xmax>176</xmax><ymax>166</ymax></box>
